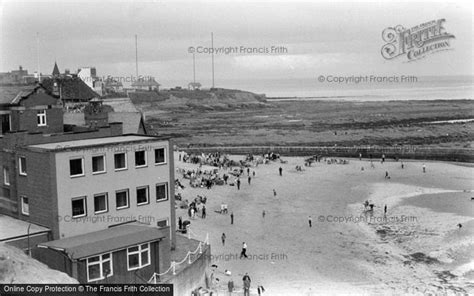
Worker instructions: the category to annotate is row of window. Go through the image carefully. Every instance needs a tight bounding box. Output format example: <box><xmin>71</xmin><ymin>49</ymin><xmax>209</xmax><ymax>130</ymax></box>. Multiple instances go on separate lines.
<box><xmin>71</xmin><ymin>183</ymin><xmax>168</xmax><ymax>218</ymax></box>
<box><xmin>16</xmin><ymin>148</ymin><xmax>166</xmax><ymax>177</ymax></box>
<box><xmin>70</xmin><ymin>148</ymin><xmax>166</xmax><ymax>177</ymax></box>
<box><xmin>86</xmin><ymin>242</ymin><xmax>151</xmax><ymax>282</ymax></box>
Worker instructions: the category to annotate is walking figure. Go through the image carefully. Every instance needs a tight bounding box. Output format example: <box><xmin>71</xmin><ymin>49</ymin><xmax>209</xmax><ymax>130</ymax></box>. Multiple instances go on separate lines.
<box><xmin>230</xmin><ymin>212</ymin><xmax>234</xmax><ymax>225</ymax></box>
<box><xmin>384</xmin><ymin>205</ymin><xmax>387</xmax><ymax>215</ymax></box>
<box><xmin>178</xmin><ymin>217</ymin><xmax>182</xmax><ymax>230</ymax></box>
<box><xmin>359</xmin><ymin>153</ymin><xmax>362</xmax><ymax>161</ymax></box>
<box><xmin>242</xmin><ymin>273</ymin><xmax>251</xmax><ymax>296</ymax></box>
<box><xmin>202</xmin><ymin>205</ymin><xmax>206</xmax><ymax>219</ymax></box>
<box><xmin>237</xmin><ymin>178</ymin><xmax>241</xmax><ymax>190</ymax></box>
<box><xmin>423</xmin><ymin>163</ymin><xmax>426</xmax><ymax>173</ymax></box>
<box><xmin>262</xmin><ymin>210</ymin><xmax>266</xmax><ymax>218</ymax></box>
<box><xmin>253</xmin><ymin>171</ymin><xmax>255</xmax><ymax>177</ymax></box>
<box><xmin>247</xmin><ymin>167</ymin><xmax>250</xmax><ymax>176</ymax></box>
<box><xmin>240</xmin><ymin>242</ymin><xmax>248</xmax><ymax>259</ymax></box>
<box><xmin>308</xmin><ymin>215</ymin><xmax>312</xmax><ymax>227</ymax></box>
<box><xmin>279</xmin><ymin>167</ymin><xmax>283</xmax><ymax>176</ymax></box>
<box><xmin>401</xmin><ymin>162</ymin><xmax>404</xmax><ymax>169</ymax></box>
<box><xmin>221</xmin><ymin>233</ymin><xmax>226</xmax><ymax>246</ymax></box>
<box><xmin>381</xmin><ymin>154</ymin><xmax>385</xmax><ymax>163</ymax></box>
<box><xmin>248</xmin><ymin>176</ymin><xmax>251</xmax><ymax>185</ymax></box>
<box><xmin>228</xmin><ymin>279</ymin><xmax>234</xmax><ymax>295</ymax></box>
<box><xmin>273</xmin><ymin>189</ymin><xmax>277</xmax><ymax>197</ymax></box>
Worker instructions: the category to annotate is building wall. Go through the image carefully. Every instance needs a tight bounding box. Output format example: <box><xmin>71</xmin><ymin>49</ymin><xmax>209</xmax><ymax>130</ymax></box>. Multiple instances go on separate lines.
<box><xmin>10</xmin><ymin>107</ymin><xmax>64</xmax><ymax>134</ymax></box>
<box><xmin>54</xmin><ymin>140</ymin><xmax>172</xmax><ymax>238</ymax></box>
<box><xmin>16</xmin><ymin>149</ymin><xmax>59</xmax><ymax>237</ymax></box>
<box><xmin>75</xmin><ymin>240</ymin><xmax>161</xmax><ymax>284</ymax></box>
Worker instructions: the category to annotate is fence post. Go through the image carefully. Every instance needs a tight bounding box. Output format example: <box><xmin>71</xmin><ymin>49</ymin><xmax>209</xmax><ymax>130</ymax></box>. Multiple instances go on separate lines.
<box><xmin>172</xmin><ymin>261</ymin><xmax>176</xmax><ymax>275</ymax></box>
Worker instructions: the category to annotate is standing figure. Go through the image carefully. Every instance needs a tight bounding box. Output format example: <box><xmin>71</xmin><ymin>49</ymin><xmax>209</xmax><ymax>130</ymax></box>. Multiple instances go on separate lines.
<box><xmin>221</xmin><ymin>233</ymin><xmax>226</xmax><ymax>246</ymax></box>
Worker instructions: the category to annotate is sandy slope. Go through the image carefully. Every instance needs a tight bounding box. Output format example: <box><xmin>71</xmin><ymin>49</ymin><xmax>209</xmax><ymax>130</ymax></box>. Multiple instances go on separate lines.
<box><xmin>175</xmin><ymin>153</ymin><xmax>473</xmax><ymax>295</ymax></box>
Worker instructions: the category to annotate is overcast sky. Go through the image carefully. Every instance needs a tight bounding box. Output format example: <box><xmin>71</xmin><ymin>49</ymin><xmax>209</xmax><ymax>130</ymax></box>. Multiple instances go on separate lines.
<box><xmin>0</xmin><ymin>0</ymin><xmax>472</xmax><ymax>87</ymax></box>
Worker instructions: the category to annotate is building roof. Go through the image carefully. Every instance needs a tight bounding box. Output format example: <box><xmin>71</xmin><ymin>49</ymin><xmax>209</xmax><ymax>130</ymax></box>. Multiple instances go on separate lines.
<box><xmin>27</xmin><ymin>134</ymin><xmax>164</xmax><ymax>151</ymax></box>
<box><xmin>0</xmin><ymin>215</ymin><xmax>50</xmax><ymax>241</ymax></box>
<box><xmin>41</xmin><ymin>77</ymin><xmax>99</xmax><ymax>101</ymax></box>
<box><xmin>103</xmin><ymin>97</ymin><xmax>139</xmax><ymax>113</ymax></box>
<box><xmin>108</xmin><ymin>112</ymin><xmax>146</xmax><ymax>134</ymax></box>
<box><xmin>0</xmin><ymin>84</ymin><xmax>37</xmax><ymax>105</ymax></box>
<box><xmin>131</xmin><ymin>78</ymin><xmax>160</xmax><ymax>87</ymax></box>
<box><xmin>52</xmin><ymin>62</ymin><xmax>60</xmax><ymax>76</ymax></box>
<box><xmin>37</xmin><ymin>224</ymin><xmax>165</xmax><ymax>259</ymax></box>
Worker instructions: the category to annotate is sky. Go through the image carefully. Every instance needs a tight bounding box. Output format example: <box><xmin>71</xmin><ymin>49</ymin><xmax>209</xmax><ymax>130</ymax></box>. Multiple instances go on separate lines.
<box><xmin>0</xmin><ymin>0</ymin><xmax>472</xmax><ymax>89</ymax></box>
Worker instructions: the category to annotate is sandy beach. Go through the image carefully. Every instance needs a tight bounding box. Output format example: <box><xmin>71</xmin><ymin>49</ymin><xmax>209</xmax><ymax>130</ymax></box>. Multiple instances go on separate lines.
<box><xmin>174</xmin><ymin>152</ymin><xmax>473</xmax><ymax>295</ymax></box>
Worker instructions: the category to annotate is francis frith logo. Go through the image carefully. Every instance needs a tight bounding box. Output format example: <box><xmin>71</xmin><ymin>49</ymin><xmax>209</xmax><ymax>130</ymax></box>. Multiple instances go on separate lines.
<box><xmin>381</xmin><ymin>19</ymin><xmax>455</xmax><ymax>61</ymax></box>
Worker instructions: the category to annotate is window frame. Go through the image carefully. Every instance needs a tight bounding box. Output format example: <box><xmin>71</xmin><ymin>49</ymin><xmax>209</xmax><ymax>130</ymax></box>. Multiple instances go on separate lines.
<box><xmin>69</xmin><ymin>157</ymin><xmax>85</xmax><ymax>178</ymax></box>
<box><xmin>114</xmin><ymin>152</ymin><xmax>128</xmax><ymax>171</ymax></box>
<box><xmin>115</xmin><ymin>189</ymin><xmax>130</xmax><ymax>210</ymax></box>
<box><xmin>127</xmin><ymin>243</ymin><xmax>151</xmax><ymax>271</ymax></box>
<box><xmin>92</xmin><ymin>154</ymin><xmax>106</xmax><ymax>175</ymax></box>
<box><xmin>21</xmin><ymin>196</ymin><xmax>29</xmax><ymax>216</ymax></box>
<box><xmin>3</xmin><ymin>166</ymin><xmax>10</xmax><ymax>186</ymax></box>
<box><xmin>93</xmin><ymin>193</ymin><xmax>108</xmax><ymax>214</ymax></box>
<box><xmin>134</xmin><ymin>150</ymin><xmax>148</xmax><ymax>168</ymax></box>
<box><xmin>71</xmin><ymin>196</ymin><xmax>87</xmax><ymax>218</ymax></box>
<box><xmin>155</xmin><ymin>182</ymin><xmax>169</xmax><ymax>202</ymax></box>
<box><xmin>86</xmin><ymin>253</ymin><xmax>113</xmax><ymax>282</ymax></box>
<box><xmin>157</xmin><ymin>218</ymin><xmax>169</xmax><ymax>228</ymax></box>
<box><xmin>37</xmin><ymin>109</ymin><xmax>47</xmax><ymax>127</ymax></box>
<box><xmin>19</xmin><ymin>156</ymin><xmax>27</xmax><ymax>176</ymax></box>
<box><xmin>136</xmin><ymin>186</ymin><xmax>150</xmax><ymax>206</ymax></box>
<box><xmin>154</xmin><ymin>148</ymin><xmax>166</xmax><ymax>165</ymax></box>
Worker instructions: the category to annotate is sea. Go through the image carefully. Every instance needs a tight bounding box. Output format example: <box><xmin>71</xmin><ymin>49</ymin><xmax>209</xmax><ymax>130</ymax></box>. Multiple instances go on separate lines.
<box><xmin>161</xmin><ymin>75</ymin><xmax>474</xmax><ymax>101</ymax></box>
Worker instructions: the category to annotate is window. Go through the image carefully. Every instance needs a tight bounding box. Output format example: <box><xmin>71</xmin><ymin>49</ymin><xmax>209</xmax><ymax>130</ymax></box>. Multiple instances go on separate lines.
<box><xmin>157</xmin><ymin>218</ymin><xmax>168</xmax><ymax>228</ymax></box>
<box><xmin>3</xmin><ymin>167</ymin><xmax>9</xmax><ymax>185</ymax></box>
<box><xmin>94</xmin><ymin>193</ymin><xmax>108</xmax><ymax>214</ymax></box>
<box><xmin>156</xmin><ymin>183</ymin><xmax>168</xmax><ymax>202</ymax></box>
<box><xmin>154</xmin><ymin>148</ymin><xmax>166</xmax><ymax>164</ymax></box>
<box><xmin>136</xmin><ymin>186</ymin><xmax>149</xmax><ymax>205</ymax></box>
<box><xmin>37</xmin><ymin>110</ymin><xmax>47</xmax><ymax>126</ymax></box>
<box><xmin>69</xmin><ymin>158</ymin><xmax>84</xmax><ymax>177</ymax></box>
<box><xmin>87</xmin><ymin>253</ymin><xmax>112</xmax><ymax>282</ymax></box>
<box><xmin>116</xmin><ymin>189</ymin><xmax>129</xmax><ymax>209</ymax></box>
<box><xmin>71</xmin><ymin>197</ymin><xmax>87</xmax><ymax>218</ymax></box>
<box><xmin>92</xmin><ymin>155</ymin><xmax>106</xmax><ymax>174</ymax></box>
<box><xmin>19</xmin><ymin>157</ymin><xmax>27</xmax><ymax>176</ymax></box>
<box><xmin>21</xmin><ymin>196</ymin><xmax>29</xmax><ymax>216</ymax></box>
<box><xmin>135</xmin><ymin>150</ymin><xmax>147</xmax><ymax>167</ymax></box>
<box><xmin>114</xmin><ymin>153</ymin><xmax>127</xmax><ymax>170</ymax></box>
<box><xmin>127</xmin><ymin>243</ymin><xmax>150</xmax><ymax>270</ymax></box>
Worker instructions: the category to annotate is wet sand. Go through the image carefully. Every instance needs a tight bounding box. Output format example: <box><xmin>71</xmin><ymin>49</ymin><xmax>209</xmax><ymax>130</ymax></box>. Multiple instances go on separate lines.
<box><xmin>174</xmin><ymin>153</ymin><xmax>474</xmax><ymax>295</ymax></box>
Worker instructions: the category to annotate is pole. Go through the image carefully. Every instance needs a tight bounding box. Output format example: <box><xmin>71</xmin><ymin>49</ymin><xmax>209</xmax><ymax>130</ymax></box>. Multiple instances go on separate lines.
<box><xmin>135</xmin><ymin>34</ymin><xmax>139</xmax><ymax>80</ymax></box>
<box><xmin>193</xmin><ymin>53</ymin><xmax>196</xmax><ymax>84</ymax></box>
<box><xmin>211</xmin><ymin>32</ymin><xmax>214</xmax><ymax>88</ymax></box>
<box><xmin>36</xmin><ymin>32</ymin><xmax>41</xmax><ymax>82</ymax></box>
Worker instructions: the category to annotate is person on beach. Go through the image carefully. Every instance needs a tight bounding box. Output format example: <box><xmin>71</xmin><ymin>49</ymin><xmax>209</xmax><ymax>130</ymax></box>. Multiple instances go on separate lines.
<box><xmin>178</xmin><ymin>217</ymin><xmax>183</xmax><ymax>230</ymax></box>
<box><xmin>385</xmin><ymin>171</ymin><xmax>390</xmax><ymax>179</ymax></box>
<box><xmin>247</xmin><ymin>167</ymin><xmax>250</xmax><ymax>176</ymax></box>
<box><xmin>257</xmin><ymin>284</ymin><xmax>265</xmax><ymax>295</ymax></box>
<box><xmin>401</xmin><ymin>161</ymin><xmax>404</xmax><ymax>169</ymax></box>
<box><xmin>227</xmin><ymin>279</ymin><xmax>234</xmax><ymax>295</ymax></box>
<box><xmin>237</xmin><ymin>178</ymin><xmax>241</xmax><ymax>190</ymax></box>
<box><xmin>384</xmin><ymin>205</ymin><xmax>387</xmax><ymax>215</ymax></box>
<box><xmin>240</xmin><ymin>242</ymin><xmax>248</xmax><ymax>259</ymax></box>
<box><xmin>248</xmin><ymin>176</ymin><xmax>251</xmax><ymax>185</ymax></box>
<box><xmin>308</xmin><ymin>215</ymin><xmax>312</xmax><ymax>227</ymax></box>
<box><xmin>190</xmin><ymin>207</ymin><xmax>195</xmax><ymax>219</ymax></box>
<box><xmin>381</xmin><ymin>154</ymin><xmax>385</xmax><ymax>163</ymax></box>
<box><xmin>202</xmin><ymin>205</ymin><xmax>206</xmax><ymax>219</ymax></box>
<box><xmin>457</xmin><ymin>223</ymin><xmax>462</xmax><ymax>230</ymax></box>
<box><xmin>262</xmin><ymin>210</ymin><xmax>266</xmax><ymax>218</ymax></box>
<box><xmin>423</xmin><ymin>163</ymin><xmax>426</xmax><ymax>173</ymax></box>
<box><xmin>230</xmin><ymin>212</ymin><xmax>234</xmax><ymax>224</ymax></box>
<box><xmin>223</xmin><ymin>174</ymin><xmax>228</xmax><ymax>184</ymax></box>
<box><xmin>359</xmin><ymin>153</ymin><xmax>362</xmax><ymax>161</ymax></box>
<box><xmin>279</xmin><ymin>167</ymin><xmax>283</xmax><ymax>176</ymax></box>
<box><xmin>242</xmin><ymin>273</ymin><xmax>251</xmax><ymax>296</ymax></box>
<box><xmin>253</xmin><ymin>171</ymin><xmax>256</xmax><ymax>177</ymax></box>
<box><xmin>222</xmin><ymin>233</ymin><xmax>226</xmax><ymax>246</ymax></box>
<box><xmin>273</xmin><ymin>189</ymin><xmax>277</xmax><ymax>197</ymax></box>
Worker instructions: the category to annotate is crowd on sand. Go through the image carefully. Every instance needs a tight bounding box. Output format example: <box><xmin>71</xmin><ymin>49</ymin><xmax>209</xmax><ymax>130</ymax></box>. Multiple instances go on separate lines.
<box><xmin>178</xmin><ymin>151</ymin><xmax>431</xmax><ymax>295</ymax></box>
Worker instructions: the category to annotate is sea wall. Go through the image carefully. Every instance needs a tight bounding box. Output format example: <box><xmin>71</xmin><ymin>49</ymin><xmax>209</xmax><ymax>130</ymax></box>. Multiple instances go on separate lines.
<box><xmin>179</xmin><ymin>146</ymin><xmax>474</xmax><ymax>162</ymax></box>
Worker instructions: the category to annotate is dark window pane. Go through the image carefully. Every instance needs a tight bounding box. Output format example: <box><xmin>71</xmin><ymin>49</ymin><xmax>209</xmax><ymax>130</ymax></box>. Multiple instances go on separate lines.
<box><xmin>136</xmin><ymin>187</ymin><xmax>148</xmax><ymax>204</ymax></box>
<box><xmin>88</xmin><ymin>264</ymin><xmax>101</xmax><ymax>280</ymax></box>
<box><xmin>94</xmin><ymin>194</ymin><xmax>107</xmax><ymax>212</ymax></box>
<box><xmin>116</xmin><ymin>190</ymin><xmax>128</xmax><ymax>208</ymax></box>
<box><xmin>128</xmin><ymin>253</ymin><xmax>139</xmax><ymax>269</ymax></box>
<box><xmin>154</xmin><ymin>148</ymin><xmax>165</xmax><ymax>164</ymax></box>
<box><xmin>156</xmin><ymin>184</ymin><xmax>167</xmax><ymax>201</ymax></box>
<box><xmin>92</xmin><ymin>156</ymin><xmax>105</xmax><ymax>173</ymax></box>
<box><xmin>114</xmin><ymin>153</ymin><xmax>126</xmax><ymax>169</ymax></box>
<box><xmin>70</xmin><ymin>158</ymin><xmax>83</xmax><ymax>176</ymax></box>
<box><xmin>141</xmin><ymin>249</ymin><xmax>149</xmax><ymax>266</ymax></box>
<box><xmin>72</xmin><ymin>198</ymin><xmax>85</xmax><ymax>217</ymax></box>
<box><xmin>135</xmin><ymin>151</ymin><xmax>146</xmax><ymax>166</ymax></box>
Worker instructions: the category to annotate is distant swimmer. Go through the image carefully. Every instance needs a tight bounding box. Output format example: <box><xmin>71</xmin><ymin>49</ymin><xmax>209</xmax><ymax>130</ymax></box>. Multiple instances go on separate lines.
<box><xmin>457</xmin><ymin>223</ymin><xmax>462</xmax><ymax>229</ymax></box>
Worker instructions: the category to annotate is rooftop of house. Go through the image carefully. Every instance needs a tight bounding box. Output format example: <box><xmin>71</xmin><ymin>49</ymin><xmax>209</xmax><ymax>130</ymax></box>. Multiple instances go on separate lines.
<box><xmin>0</xmin><ymin>214</ymin><xmax>50</xmax><ymax>241</ymax></box>
<box><xmin>131</xmin><ymin>78</ymin><xmax>160</xmax><ymax>87</ymax></box>
<box><xmin>27</xmin><ymin>134</ymin><xmax>167</xmax><ymax>151</ymax></box>
<box><xmin>41</xmin><ymin>77</ymin><xmax>99</xmax><ymax>101</ymax></box>
<box><xmin>0</xmin><ymin>84</ymin><xmax>38</xmax><ymax>105</ymax></box>
<box><xmin>37</xmin><ymin>224</ymin><xmax>166</xmax><ymax>259</ymax></box>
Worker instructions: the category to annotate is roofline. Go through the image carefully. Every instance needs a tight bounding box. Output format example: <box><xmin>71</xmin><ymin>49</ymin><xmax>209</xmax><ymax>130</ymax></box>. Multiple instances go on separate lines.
<box><xmin>25</xmin><ymin>133</ymin><xmax>172</xmax><ymax>152</ymax></box>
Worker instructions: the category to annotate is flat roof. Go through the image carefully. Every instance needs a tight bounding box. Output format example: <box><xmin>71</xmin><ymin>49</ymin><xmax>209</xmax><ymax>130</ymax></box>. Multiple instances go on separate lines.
<box><xmin>27</xmin><ymin>134</ymin><xmax>168</xmax><ymax>151</ymax></box>
<box><xmin>37</xmin><ymin>224</ymin><xmax>166</xmax><ymax>259</ymax></box>
<box><xmin>0</xmin><ymin>215</ymin><xmax>50</xmax><ymax>241</ymax></box>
